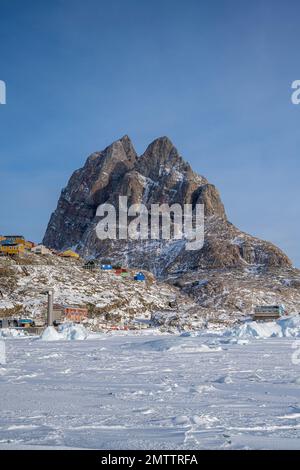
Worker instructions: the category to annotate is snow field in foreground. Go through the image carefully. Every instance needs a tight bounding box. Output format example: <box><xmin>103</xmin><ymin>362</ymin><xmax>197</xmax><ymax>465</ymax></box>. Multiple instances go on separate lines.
<box><xmin>0</xmin><ymin>330</ymin><xmax>300</xmax><ymax>449</ymax></box>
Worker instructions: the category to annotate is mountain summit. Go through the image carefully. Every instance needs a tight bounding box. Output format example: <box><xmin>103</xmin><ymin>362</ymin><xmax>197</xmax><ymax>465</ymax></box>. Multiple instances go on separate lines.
<box><xmin>43</xmin><ymin>135</ymin><xmax>289</xmax><ymax>270</ymax></box>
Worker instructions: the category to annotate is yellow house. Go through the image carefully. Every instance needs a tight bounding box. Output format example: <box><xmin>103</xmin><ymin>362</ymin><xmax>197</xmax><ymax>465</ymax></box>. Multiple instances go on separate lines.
<box><xmin>0</xmin><ymin>243</ymin><xmax>25</xmax><ymax>255</ymax></box>
<box><xmin>61</xmin><ymin>249</ymin><xmax>80</xmax><ymax>259</ymax></box>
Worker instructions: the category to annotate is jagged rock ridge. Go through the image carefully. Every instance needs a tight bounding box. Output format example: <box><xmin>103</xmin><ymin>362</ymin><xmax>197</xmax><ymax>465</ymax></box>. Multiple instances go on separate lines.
<box><xmin>43</xmin><ymin>135</ymin><xmax>291</xmax><ymax>276</ymax></box>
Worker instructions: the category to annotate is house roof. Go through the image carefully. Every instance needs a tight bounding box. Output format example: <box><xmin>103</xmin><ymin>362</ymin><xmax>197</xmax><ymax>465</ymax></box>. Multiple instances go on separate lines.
<box><xmin>3</xmin><ymin>235</ymin><xmax>25</xmax><ymax>238</ymax></box>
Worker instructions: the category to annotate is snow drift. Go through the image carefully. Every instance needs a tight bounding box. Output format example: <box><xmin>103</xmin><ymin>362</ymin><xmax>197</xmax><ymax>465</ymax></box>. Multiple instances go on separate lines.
<box><xmin>40</xmin><ymin>323</ymin><xmax>88</xmax><ymax>341</ymax></box>
<box><xmin>182</xmin><ymin>315</ymin><xmax>300</xmax><ymax>341</ymax></box>
<box><xmin>227</xmin><ymin>315</ymin><xmax>300</xmax><ymax>339</ymax></box>
<box><xmin>0</xmin><ymin>328</ymin><xmax>28</xmax><ymax>338</ymax></box>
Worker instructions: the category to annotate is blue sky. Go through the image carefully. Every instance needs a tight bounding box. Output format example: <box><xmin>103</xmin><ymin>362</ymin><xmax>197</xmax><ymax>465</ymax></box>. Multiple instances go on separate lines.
<box><xmin>0</xmin><ymin>0</ymin><xmax>299</xmax><ymax>266</ymax></box>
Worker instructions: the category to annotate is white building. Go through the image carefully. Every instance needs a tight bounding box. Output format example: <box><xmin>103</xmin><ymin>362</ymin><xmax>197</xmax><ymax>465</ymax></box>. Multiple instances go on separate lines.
<box><xmin>31</xmin><ymin>245</ymin><xmax>52</xmax><ymax>255</ymax></box>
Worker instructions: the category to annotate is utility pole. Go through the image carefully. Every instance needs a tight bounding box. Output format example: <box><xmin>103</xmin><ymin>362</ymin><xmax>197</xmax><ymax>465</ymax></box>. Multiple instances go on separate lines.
<box><xmin>47</xmin><ymin>289</ymin><xmax>54</xmax><ymax>327</ymax></box>
<box><xmin>41</xmin><ymin>288</ymin><xmax>54</xmax><ymax>326</ymax></box>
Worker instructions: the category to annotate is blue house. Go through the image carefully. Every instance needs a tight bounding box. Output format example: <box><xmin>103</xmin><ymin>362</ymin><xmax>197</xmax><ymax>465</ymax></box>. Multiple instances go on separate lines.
<box><xmin>134</xmin><ymin>272</ymin><xmax>145</xmax><ymax>281</ymax></box>
<box><xmin>101</xmin><ymin>264</ymin><xmax>113</xmax><ymax>270</ymax></box>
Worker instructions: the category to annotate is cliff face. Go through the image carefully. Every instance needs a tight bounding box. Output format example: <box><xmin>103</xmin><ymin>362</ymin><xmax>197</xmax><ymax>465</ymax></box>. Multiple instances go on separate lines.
<box><xmin>43</xmin><ymin>135</ymin><xmax>290</xmax><ymax>276</ymax></box>
<box><xmin>43</xmin><ymin>136</ymin><xmax>137</xmax><ymax>250</ymax></box>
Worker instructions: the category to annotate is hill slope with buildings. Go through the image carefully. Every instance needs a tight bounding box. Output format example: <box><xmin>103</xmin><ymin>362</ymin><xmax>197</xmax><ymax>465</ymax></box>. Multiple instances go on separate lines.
<box><xmin>41</xmin><ymin>136</ymin><xmax>300</xmax><ymax>320</ymax></box>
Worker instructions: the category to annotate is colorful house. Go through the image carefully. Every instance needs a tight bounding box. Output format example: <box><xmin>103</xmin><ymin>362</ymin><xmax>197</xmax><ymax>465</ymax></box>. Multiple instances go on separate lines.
<box><xmin>115</xmin><ymin>268</ymin><xmax>128</xmax><ymax>276</ymax></box>
<box><xmin>134</xmin><ymin>272</ymin><xmax>146</xmax><ymax>281</ymax></box>
<box><xmin>101</xmin><ymin>264</ymin><xmax>113</xmax><ymax>270</ymax></box>
<box><xmin>0</xmin><ymin>243</ymin><xmax>25</xmax><ymax>255</ymax></box>
<box><xmin>64</xmin><ymin>307</ymin><xmax>88</xmax><ymax>322</ymax></box>
<box><xmin>0</xmin><ymin>235</ymin><xmax>37</xmax><ymax>256</ymax></box>
<box><xmin>61</xmin><ymin>250</ymin><xmax>80</xmax><ymax>259</ymax></box>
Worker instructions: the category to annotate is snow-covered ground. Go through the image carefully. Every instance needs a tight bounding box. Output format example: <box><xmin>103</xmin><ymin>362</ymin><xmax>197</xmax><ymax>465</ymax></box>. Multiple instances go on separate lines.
<box><xmin>0</xmin><ymin>254</ymin><xmax>198</xmax><ymax>329</ymax></box>
<box><xmin>1</xmin><ymin>322</ymin><xmax>300</xmax><ymax>450</ymax></box>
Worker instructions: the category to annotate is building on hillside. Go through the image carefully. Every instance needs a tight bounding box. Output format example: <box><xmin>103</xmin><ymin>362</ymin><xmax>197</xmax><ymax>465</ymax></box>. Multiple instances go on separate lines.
<box><xmin>101</xmin><ymin>264</ymin><xmax>113</xmax><ymax>270</ymax></box>
<box><xmin>64</xmin><ymin>307</ymin><xmax>88</xmax><ymax>322</ymax></box>
<box><xmin>253</xmin><ymin>305</ymin><xmax>286</xmax><ymax>321</ymax></box>
<box><xmin>115</xmin><ymin>268</ymin><xmax>128</xmax><ymax>275</ymax></box>
<box><xmin>0</xmin><ymin>236</ymin><xmax>36</xmax><ymax>252</ymax></box>
<box><xmin>18</xmin><ymin>318</ymin><xmax>36</xmax><ymax>328</ymax></box>
<box><xmin>134</xmin><ymin>272</ymin><xmax>146</xmax><ymax>281</ymax></box>
<box><xmin>61</xmin><ymin>250</ymin><xmax>80</xmax><ymax>259</ymax></box>
<box><xmin>0</xmin><ymin>243</ymin><xmax>25</xmax><ymax>255</ymax></box>
<box><xmin>31</xmin><ymin>244</ymin><xmax>52</xmax><ymax>255</ymax></box>
<box><xmin>43</xmin><ymin>305</ymin><xmax>88</xmax><ymax>326</ymax></box>
<box><xmin>83</xmin><ymin>260</ymin><xmax>98</xmax><ymax>270</ymax></box>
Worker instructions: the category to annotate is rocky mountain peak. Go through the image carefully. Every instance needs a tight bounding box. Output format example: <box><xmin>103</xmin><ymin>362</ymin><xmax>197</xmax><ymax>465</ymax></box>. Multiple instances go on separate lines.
<box><xmin>137</xmin><ymin>136</ymin><xmax>190</xmax><ymax>180</ymax></box>
<box><xmin>43</xmin><ymin>136</ymin><xmax>291</xmax><ymax>280</ymax></box>
<box><xmin>104</xmin><ymin>134</ymin><xmax>137</xmax><ymax>163</ymax></box>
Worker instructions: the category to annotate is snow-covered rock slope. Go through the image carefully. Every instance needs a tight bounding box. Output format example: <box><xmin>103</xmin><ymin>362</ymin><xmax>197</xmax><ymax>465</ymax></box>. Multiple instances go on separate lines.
<box><xmin>1</xmin><ymin>251</ymin><xmax>300</xmax><ymax>328</ymax></box>
<box><xmin>0</xmin><ymin>253</ymin><xmax>198</xmax><ymax>329</ymax></box>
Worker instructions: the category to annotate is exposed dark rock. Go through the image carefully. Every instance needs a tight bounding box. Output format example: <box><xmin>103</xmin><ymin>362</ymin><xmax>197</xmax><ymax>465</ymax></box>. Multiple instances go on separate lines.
<box><xmin>42</xmin><ymin>136</ymin><xmax>297</xmax><ymax>318</ymax></box>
